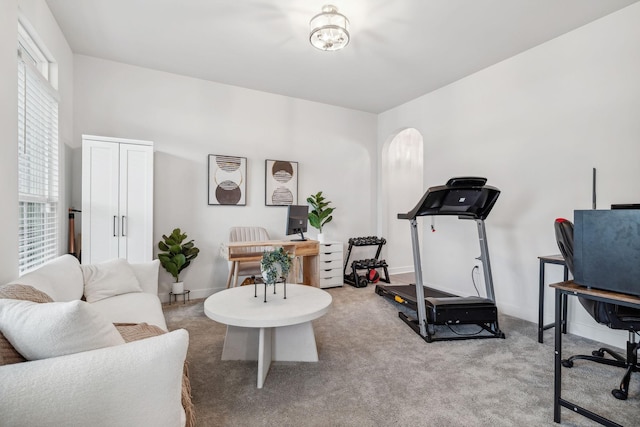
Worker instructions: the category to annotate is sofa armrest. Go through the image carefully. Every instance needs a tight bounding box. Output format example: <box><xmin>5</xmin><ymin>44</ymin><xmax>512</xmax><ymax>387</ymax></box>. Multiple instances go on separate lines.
<box><xmin>0</xmin><ymin>329</ymin><xmax>188</xmax><ymax>427</ymax></box>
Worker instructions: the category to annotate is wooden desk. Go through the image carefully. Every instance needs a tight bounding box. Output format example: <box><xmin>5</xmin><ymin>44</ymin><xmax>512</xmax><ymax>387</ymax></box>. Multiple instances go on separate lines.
<box><xmin>223</xmin><ymin>240</ymin><xmax>320</xmax><ymax>287</ymax></box>
<box><xmin>551</xmin><ymin>280</ymin><xmax>640</xmax><ymax>427</ymax></box>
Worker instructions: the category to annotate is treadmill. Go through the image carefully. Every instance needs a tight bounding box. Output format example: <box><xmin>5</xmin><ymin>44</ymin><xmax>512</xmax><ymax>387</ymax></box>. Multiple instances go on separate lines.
<box><xmin>375</xmin><ymin>177</ymin><xmax>505</xmax><ymax>342</ymax></box>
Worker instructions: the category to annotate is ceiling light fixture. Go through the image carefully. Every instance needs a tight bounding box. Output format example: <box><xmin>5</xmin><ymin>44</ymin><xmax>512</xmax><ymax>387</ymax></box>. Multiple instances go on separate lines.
<box><xmin>309</xmin><ymin>5</ymin><xmax>350</xmax><ymax>51</ymax></box>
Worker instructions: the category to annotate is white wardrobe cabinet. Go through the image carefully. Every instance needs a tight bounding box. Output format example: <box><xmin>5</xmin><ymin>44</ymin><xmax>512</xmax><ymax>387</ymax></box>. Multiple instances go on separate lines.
<box><xmin>81</xmin><ymin>135</ymin><xmax>154</xmax><ymax>265</ymax></box>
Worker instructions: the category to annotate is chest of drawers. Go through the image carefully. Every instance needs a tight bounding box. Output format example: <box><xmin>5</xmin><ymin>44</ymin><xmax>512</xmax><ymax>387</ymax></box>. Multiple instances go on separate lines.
<box><xmin>318</xmin><ymin>241</ymin><xmax>343</xmax><ymax>288</ymax></box>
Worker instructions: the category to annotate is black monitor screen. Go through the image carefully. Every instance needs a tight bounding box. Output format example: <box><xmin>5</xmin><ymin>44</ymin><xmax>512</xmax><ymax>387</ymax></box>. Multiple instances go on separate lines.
<box><xmin>286</xmin><ymin>205</ymin><xmax>309</xmax><ymax>241</ymax></box>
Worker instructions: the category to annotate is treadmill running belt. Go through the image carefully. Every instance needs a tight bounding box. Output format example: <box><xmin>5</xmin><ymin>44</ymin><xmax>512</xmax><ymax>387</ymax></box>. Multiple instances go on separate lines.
<box><xmin>379</xmin><ymin>284</ymin><xmax>454</xmax><ymax>300</ymax></box>
<box><xmin>375</xmin><ymin>283</ymin><xmax>454</xmax><ymax>312</ymax></box>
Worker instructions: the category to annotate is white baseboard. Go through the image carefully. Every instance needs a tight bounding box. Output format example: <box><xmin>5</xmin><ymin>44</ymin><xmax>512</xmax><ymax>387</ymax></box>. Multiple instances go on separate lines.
<box><xmin>387</xmin><ymin>266</ymin><xmax>414</xmax><ymax>275</ymax></box>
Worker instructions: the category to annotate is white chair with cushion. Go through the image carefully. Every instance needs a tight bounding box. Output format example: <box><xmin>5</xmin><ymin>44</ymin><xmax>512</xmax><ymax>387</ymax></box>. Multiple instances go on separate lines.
<box><xmin>226</xmin><ymin>226</ymin><xmax>271</xmax><ymax>288</ymax></box>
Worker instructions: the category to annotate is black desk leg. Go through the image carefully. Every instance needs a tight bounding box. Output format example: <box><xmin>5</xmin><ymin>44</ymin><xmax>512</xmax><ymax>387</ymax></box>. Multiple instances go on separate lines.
<box><xmin>553</xmin><ymin>287</ymin><xmax>624</xmax><ymax>427</ymax></box>
<box><xmin>539</xmin><ymin>262</ymin><xmax>570</xmax><ymax>343</ymax></box>
<box><xmin>561</xmin><ymin>266</ymin><xmax>569</xmax><ymax>334</ymax></box>
<box><xmin>554</xmin><ymin>288</ymin><xmax>562</xmax><ymax>423</ymax></box>
<box><xmin>538</xmin><ymin>260</ymin><xmax>545</xmax><ymax>343</ymax></box>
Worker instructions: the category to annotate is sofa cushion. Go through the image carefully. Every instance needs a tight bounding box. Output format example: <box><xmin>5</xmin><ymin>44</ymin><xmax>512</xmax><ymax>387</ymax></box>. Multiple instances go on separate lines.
<box><xmin>91</xmin><ymin>292</ymin><xmax>168</xmax><ymax>331</ymax></box>
<box><xmin>0</xmin><ymin>299</ymin><xmax>124</xmax><ymax>361</ymax></box>
<box><xmin>115</xmin><ymin>322</ymin><xmax>195</xmax><ymax>427</ymax></box>
<box><xmin>7</xmin><ymin>254</ymin><xmax>83</xmax><ymax>302</ymax></box>
<box><xmin>130</xmin><ymin>259</ymin><xmax>161</xmax><ymax>294</ymax></box>
<box><xmin>81</xmin><ymin>258</ymin><xmax>143</xmax><ymax>303</ymax></box>
<box><xmin>0</xmin><ymin>329</ymin><xmax>189</xmax><ymax>427</ymax></box>
<box><xmin>0</xmin><ymin>284</ymin><xmax>54</xmax><ymax>366</ymax></box>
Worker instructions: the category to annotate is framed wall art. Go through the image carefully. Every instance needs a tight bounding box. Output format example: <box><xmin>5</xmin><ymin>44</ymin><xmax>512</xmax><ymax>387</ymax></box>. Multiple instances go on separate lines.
<box><xmin>208</xmin><ymin>154</ymin><xmax>247</xmax><ymax>206</ymax></box>
<box><xmin>265</xmin><ymin>159</ymin><xmax>298</xmax><ymax>206</ymax></box>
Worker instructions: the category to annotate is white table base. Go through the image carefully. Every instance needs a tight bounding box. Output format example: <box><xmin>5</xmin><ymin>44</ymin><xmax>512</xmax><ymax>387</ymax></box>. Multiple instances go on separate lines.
<box><xmin>205</xmin><ymin>284</ymin><xmax>331</xmax><ymax>389</ymax></box>
<box><xmin>222</xmin><ymin>322</ymin><xmax>319</xmax><ymax>388</ymax></box>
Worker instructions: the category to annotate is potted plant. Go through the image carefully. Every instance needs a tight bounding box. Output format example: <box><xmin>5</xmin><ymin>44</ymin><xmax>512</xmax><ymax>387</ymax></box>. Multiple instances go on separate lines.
<box><xmin>157</xmin><ymin>228</ymin><xmax>200</xmax><ymax>294</ymax></box>
<box><xmin>260</xmin><ymin>247</ymin><xmax>293</xmax><ymax>285</ymax></box>
<box><xmin>307</xmin><ymin>191</ymin><xmax>335</xmax><ymax>242</ymax></box>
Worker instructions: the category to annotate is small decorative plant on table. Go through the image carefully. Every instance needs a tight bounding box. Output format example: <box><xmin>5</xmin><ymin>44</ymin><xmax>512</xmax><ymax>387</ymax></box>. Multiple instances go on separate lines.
<box><xmin>258</xmin><ymin>247</ymin><xmax>293</xmax><ymax>302</ymax></box>
<box><xmin>157</xmin><ymin>228</ymin><xmax>200</xmax><ymax>295</ymax></box>
<box><xmin>307</xmin><ymin>191</ymin><xmax>335</xmax><ymax>243</ymax></box>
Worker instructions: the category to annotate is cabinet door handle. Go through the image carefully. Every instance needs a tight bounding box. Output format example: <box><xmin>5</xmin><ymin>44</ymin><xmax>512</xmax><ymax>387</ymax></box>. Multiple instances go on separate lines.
<box><xmin>121</xmin><ymin>216</ymin><xmax>127</xmax><ymax>237</ymax></box>
<box><xmin>113</xmin><ymin>216</ymin><xmax>118</xmax><ymax>237</ymax></box>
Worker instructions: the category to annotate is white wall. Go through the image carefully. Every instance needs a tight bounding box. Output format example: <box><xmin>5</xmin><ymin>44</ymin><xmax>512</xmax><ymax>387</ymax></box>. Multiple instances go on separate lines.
<box><xmin>72</xmin><ymin>55</ymin><xmax>377</xmax><ymax>298</ymax></box>
<box><xmin>378</xmin><ymin>3</ymin><xmax>640</xmax><ymax>346</ymax></box>
<box><xmin>381</xmin><ymin>128</ymin><xmax>424</xmax><ymax>274</ymax></box>
<box><xmin>0</xmin><ymin>0</ymin><xmax>73</xmax><ymax>284</ymax></box>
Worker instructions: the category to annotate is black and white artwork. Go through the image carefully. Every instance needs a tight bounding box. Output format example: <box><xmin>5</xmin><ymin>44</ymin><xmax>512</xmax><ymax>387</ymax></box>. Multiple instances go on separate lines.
<box><xmin>208</xmin><ymin>155</ymin><xmax>247</xmax><ymax>206</ymax></box>
<box><xmin>265</xmin><ymin>159</ymin><xmax>298</xmax><ymax>206</ymax></box>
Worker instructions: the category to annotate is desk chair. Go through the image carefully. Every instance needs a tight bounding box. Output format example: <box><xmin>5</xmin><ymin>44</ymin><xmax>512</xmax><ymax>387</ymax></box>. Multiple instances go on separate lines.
<box><xmin>226</xmin><ymin>227</ymin><xmax>270</xmax><ymax>288</ymax></box>
<box><xmin>555</xmin><ymin>218</ymin><xmax>640</xmax><ymax>400</ymax></box>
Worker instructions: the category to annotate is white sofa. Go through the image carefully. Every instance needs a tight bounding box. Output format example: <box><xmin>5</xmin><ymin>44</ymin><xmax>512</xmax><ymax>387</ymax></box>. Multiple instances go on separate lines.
<box><xmin>0</xmin><ymin>255</ymin><xmax>190</xmax><ymax>427</ymax></box>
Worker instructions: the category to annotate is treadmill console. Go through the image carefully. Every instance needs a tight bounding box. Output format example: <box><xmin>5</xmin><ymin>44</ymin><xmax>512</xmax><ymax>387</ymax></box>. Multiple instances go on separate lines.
<box><xmin>399</xmin><ymin>176</ymin><xmax>500</xmax><ymax>220</ymax></box>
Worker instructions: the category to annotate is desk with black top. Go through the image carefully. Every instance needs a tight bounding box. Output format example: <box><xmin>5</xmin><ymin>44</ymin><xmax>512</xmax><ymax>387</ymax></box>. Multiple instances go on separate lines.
<box><xmin>551</xmin><ymin>280</ymin><xmax>640</xmax><ymax>427</ymax></box>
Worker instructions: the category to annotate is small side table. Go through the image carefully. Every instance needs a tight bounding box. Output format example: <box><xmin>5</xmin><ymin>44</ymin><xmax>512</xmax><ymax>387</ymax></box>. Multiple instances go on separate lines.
<box><xmin>169</xmin><ymin>289</ymin><xmax>191</xmax><ymax>305</ymax></box>
<box><xmin>538</xmin><ymin>255</ymin><xmax>568</xmax><ymax>343</ymax></box>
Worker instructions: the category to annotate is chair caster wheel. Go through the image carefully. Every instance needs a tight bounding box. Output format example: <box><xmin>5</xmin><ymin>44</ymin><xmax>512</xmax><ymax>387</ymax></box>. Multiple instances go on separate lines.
<box><xmin>612</xmin><ymin>389</ymin><xmax>628</xmax><ymax>400</ymax></box>
<box><xmin>561</xmin><ymin>359</ymin><xmax>573</xmax><ymax>368</ymax></box>
<box><xmin>592</xmin><ymin>350</ymin><xmax>604</xmax><ymax>357</ymax></box>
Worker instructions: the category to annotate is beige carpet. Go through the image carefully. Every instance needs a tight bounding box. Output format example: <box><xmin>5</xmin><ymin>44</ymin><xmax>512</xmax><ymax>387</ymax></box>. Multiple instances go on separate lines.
<box><xmin>163</xmin><ymin>278</ymin><xmax>639</xmax><ymax>426</ymax></box>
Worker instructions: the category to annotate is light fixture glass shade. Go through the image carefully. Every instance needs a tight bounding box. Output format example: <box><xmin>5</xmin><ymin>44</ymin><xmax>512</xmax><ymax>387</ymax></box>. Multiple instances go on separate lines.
<box><xmin>309</xmin><ymin>5</ymin><xmax>350</xmax><ymax>51</ymax></box>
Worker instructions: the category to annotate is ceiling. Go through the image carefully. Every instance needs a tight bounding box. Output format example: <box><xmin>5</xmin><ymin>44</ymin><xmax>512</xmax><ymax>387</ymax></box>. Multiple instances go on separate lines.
<box><xmin>45</xmin><ymin>0</ymin><xmax>639</xmax><ymax>114</ymax></box>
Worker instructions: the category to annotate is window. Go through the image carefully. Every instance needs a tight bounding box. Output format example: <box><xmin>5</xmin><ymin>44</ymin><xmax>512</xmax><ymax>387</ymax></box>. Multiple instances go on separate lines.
<box><xmin>17</xmin><ymin>23</ymin><xmax>59</xmax><ymax>274</ymax></box>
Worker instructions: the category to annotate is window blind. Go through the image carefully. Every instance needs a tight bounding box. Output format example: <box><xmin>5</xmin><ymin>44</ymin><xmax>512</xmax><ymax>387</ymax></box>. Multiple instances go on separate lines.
<box><xmin>17</xmin><ymin>57</ymin><xmax>59</xmax><ymax>274</ymax></box>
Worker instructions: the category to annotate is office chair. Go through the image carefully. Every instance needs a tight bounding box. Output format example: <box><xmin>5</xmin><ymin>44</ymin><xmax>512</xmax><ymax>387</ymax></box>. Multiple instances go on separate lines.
<box><xmin>226</xmin><ymin>227</ymin><xmax>271</xmax><ymax>288</ymax></box>
<box><xmin>554</xmin><ymin>217</ymin><xmax>640</xmax><ymax>400</ymax></box>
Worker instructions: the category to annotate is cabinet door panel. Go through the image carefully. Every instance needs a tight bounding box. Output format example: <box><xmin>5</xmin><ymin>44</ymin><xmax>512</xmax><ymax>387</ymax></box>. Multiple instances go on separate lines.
<box><xmin>82</xmin><ymin>140</ymin><xmax>120</xmax><ymax>264</ymax></box>
<box><xmin>119</xmin><ymin>143</ymin><xmax>154</xmax><ymax>263</ymax></box>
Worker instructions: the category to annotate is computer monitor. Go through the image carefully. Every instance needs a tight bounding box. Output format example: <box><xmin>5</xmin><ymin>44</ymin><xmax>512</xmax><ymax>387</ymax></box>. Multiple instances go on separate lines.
<box><xmin>286</xmin><ymin>205</ymin><xmax>308</xmax><ymax>241</ymax></box>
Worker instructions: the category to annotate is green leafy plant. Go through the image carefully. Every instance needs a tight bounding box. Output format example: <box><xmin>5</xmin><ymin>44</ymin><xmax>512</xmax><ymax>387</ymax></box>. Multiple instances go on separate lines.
<box><xmin>307</xmin><ymin>191</ymin><xmax>335</xmax><ymax>233</ymax></box>
<box><xmin>157</xmin><ymin>228</ymin><xmax>199</xmax><ymax>283</ymax></box>
<box><xmin>260</xmin><ymin>247</ymin><xmax>293</xmax><ymax>285</ymax></box>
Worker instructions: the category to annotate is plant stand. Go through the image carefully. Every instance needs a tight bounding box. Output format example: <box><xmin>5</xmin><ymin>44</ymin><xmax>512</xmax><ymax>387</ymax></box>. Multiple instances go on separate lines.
<box><xmin>169</xmin><ymin>289</ymin><xmax>191</xmax><ymax>305</ymax></box>
<box><xmin>251</xmin><ymin>275</ymin><xmax>287</xmax><ymax>303</ymax></box>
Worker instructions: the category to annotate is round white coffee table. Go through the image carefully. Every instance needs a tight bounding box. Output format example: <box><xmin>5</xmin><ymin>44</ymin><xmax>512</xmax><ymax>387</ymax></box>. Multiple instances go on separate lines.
<box><xmin>204</xmin><ymin>284</ymin><xmax>332</xmax><ymax>388</ymax></box>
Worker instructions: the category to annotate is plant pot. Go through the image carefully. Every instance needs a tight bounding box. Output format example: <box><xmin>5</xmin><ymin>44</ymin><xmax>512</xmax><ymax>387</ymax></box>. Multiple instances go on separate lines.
<box><xmin>317</xmin><ymin>233</ymin><xmax>325</xmax><ymax>243</ymax></box>
<box><xmin>172</xmin><ymin>281</ymin><xmax>184</xmax><ymax>294</ymax></box>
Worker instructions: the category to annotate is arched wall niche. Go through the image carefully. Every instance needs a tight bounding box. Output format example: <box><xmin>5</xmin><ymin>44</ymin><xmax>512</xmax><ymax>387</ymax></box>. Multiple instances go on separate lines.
<box><xmin>380</xmin><ymin>127</ymin><xmax>424</xmax><ymax>275</ymax></box>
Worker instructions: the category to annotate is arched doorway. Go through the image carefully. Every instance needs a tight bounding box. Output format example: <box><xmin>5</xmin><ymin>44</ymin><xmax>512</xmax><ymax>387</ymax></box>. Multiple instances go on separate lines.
<box><xmin>381</xmin><ymin>128</ymin><xmax>424</xmax><ymax>275</ymax></box>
